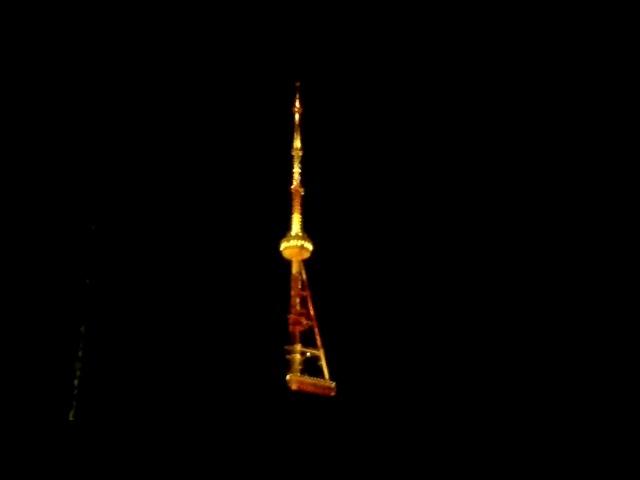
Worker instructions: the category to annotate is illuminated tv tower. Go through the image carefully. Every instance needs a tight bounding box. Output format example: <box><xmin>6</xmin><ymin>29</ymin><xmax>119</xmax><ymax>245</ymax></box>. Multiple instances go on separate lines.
<box><xmin>279</xmin><ymin>82</ymin><xmax>336</xmax><ymax>396</ymax></box>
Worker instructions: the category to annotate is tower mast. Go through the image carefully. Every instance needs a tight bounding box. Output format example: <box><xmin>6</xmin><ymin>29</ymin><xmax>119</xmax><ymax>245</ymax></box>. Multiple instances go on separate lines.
<box><xmin>279</xmin><ymin>82</ymin><xmax>336</xmax><ymax>396</ymax></box>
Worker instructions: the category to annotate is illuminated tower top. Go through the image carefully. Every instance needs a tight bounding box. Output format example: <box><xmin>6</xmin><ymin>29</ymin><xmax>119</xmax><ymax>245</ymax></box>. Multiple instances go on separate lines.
<box><xmin>291</xmin><ymin>83</ymin><xmax>303</xmax><ymax>189</ymax></box>
<box><xmin>280</xmin><ymin>82</ymin><xmax>313</xmax><ymax>261</ymax></box>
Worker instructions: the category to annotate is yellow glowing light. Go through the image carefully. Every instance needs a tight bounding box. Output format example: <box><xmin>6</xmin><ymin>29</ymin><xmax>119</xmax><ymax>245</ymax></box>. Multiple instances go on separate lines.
<box><xmin>292</xmin><ymin>92</ymin><xmax>303</xmax><ymax>154</ymax></box>
<box><xmin>292</xmin><ymin>161</ymin><xmax>301</xmax><ymax>186</ymax></box>
<box><xmin>291</xmin><ymin>213</ymin><xmax>302</xmax><ymax>235</ymax></box>
<box><xmin>279</xmin><ymin>237</ymin><xmax>314</xmax><ymax>252</ymax></box>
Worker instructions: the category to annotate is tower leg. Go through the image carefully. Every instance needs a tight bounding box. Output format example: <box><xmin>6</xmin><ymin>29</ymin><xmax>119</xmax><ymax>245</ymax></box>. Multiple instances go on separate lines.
<box><xmin>300</xmin><ymin>263</ymin><xmax>330</xmax><ymax>381</ymax></box>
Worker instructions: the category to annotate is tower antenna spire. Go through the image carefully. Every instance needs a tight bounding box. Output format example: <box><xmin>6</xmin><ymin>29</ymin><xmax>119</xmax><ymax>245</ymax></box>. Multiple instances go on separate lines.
<box><xmin>289</xmin><ymin>81</ymin><xmax>304</xmax><ymax>235</ymax></box>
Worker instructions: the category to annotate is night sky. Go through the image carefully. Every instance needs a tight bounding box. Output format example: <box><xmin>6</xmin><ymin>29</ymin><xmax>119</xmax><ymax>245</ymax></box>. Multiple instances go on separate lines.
<box><xmin>11</xmin><ymin>37</ymin><xmax>560</xmax><ymax>434</ymax></box>
<box><xmin>57</xmin><ymin>71</ymin><xmax>410</xmax><ymax>426</ymax></box>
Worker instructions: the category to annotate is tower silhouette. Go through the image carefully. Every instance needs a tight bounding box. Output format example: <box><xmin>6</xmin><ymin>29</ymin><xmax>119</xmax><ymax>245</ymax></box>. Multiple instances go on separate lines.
<box><xmin>279</xmin><ymin>83</ymin><xmax>336</xmax><ymax>396</ymax></box>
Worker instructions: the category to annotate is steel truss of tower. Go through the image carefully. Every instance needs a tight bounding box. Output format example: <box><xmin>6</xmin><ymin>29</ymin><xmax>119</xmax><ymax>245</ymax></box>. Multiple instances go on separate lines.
<box><xmin>279</xmin><ymin>83</ymin><xmax>336</xmax><ymax>396</ymax></box>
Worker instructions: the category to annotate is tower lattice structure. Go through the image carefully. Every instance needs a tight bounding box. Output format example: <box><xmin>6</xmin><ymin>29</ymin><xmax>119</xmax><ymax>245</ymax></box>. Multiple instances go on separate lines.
<box><xmin>279</xmin><ymin>83</ymin><xmax>336</xmax><ymax>396</ymax></box>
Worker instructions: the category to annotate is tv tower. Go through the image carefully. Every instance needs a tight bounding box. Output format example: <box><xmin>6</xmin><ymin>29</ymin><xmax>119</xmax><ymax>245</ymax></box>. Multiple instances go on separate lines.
<box><xmin>279</xmin><ymin>83</ymin><xmax>336</xmax><ymax>396</ymax></box>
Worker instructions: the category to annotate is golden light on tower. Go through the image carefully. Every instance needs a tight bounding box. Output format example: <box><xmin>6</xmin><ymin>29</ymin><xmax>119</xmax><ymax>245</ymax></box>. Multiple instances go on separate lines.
<box><xmin>279</xmin><ymin>82</ymin><xmax>336</xmax><ymax>396</ymax></box>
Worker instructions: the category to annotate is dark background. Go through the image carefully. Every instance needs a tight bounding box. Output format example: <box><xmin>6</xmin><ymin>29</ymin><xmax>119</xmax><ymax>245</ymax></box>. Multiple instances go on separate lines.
<box><xmin>7</xmin><ymin>33</ymin><xmax>565</xmax><ymax>432</ymax></box>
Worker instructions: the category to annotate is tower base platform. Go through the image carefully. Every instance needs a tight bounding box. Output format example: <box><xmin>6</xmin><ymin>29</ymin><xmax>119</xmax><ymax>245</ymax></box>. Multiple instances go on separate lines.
<box><xmin>286</xmin><ymin>374</ymin><xmax>336</xmax><ymax>397</ymax></box>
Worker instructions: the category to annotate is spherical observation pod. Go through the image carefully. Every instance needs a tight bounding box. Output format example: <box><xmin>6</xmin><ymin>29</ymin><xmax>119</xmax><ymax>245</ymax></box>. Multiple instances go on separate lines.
<box><xmin>280</xmin><ymin>233</ymin><xmax>313</xmax><ymax>261</ymax></box>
